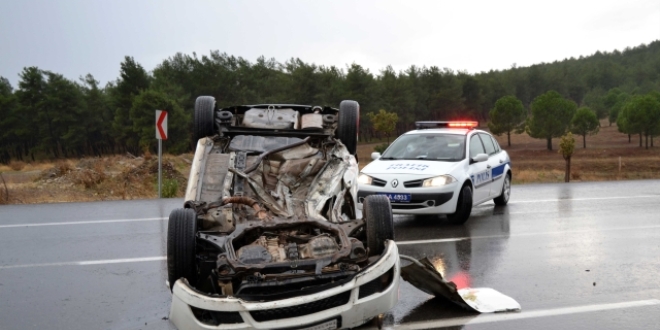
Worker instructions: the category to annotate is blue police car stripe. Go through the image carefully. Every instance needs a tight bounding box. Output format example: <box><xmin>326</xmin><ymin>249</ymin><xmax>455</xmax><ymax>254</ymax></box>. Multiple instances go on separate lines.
<box><xmin>491</xmin><ymin>162</ymin><xmax>509</xmax><ymax>180</ymax></box>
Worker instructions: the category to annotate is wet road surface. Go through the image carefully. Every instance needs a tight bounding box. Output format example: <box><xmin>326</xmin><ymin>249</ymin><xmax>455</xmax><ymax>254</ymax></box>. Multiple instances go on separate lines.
<box><xmin>1</xmin><ymin>180</ymin><xmax>660</xmax><ymax>329</ymax></box>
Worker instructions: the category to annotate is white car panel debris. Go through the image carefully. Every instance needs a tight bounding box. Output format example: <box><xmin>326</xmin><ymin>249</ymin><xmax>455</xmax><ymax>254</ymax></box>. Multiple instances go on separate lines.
<box><xmin>399</xmin><ymin>255</ymin><xmax>521</xmax><ymax>313</ymax></box>
<box><xmin>458</xmin><ymin>288</ymin><xmax>521</xmax><ymax>313</ymax></box>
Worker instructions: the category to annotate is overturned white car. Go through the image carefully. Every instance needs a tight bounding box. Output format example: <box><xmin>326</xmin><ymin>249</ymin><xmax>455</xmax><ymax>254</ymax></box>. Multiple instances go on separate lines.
<box><xmin>167</xmin><ymin>97</ymin><xmax>399</xmax><ymax>330</ymax></box>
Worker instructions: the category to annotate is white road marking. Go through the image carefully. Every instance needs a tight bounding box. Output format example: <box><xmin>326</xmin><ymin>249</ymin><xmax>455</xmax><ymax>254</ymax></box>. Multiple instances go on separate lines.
<box><xmin>13</xmin><ymin>224</ymin><xmax>656</xmax><ymax>268</ymax></box>
<box><xmin>395</xmin><ymin>224</ymin><xmax>660</xmax><ymax>245</ymax></box>
<box><xmin>393</xmin><ymin>299</ymin><xmax>660</xmax><ymax>329</ymax></box>
<box><xmin>1</xmin><ymin>195</ymin><xmax>656</xmax><ymax>229</ymax></box>
<box><xmin>0</xmin><ymin>217</ymin><xmax>166</xmax><ymax>229</ymax></box>
<box><xmin>510</xmin><ymin>195</ymin><xmax>659</xmax><ymax>204</ymax></box>
<box><xmin>0</xmin><ymin>256</ymin><xmax>166</xmax><ymax>270</ymax></box>
<box><xmin>397</xmin><ymin>238</ymin><xmax>464</xmax><ymax>245</ymax></box>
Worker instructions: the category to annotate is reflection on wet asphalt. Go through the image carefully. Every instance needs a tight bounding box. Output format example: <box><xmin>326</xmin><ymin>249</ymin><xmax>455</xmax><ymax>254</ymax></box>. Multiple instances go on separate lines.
<box><xmin>2</xmin><ymin>180</ymin><xmax>660</xmax><ymax>329</ymax></box>
<box><xmin>371</xmin><ymin>180</ymin><xmax>660</xmax><ymax>329</ymax></box>
<box><xmin>375</xmin><ymin>209</ymin><xmax>508</xmax><ymax>327</ymax></box>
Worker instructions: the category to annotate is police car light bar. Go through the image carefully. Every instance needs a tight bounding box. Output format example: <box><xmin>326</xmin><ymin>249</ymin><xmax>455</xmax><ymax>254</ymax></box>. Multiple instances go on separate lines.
<box><xmin>415</xmin><ymin>121</ymin><xmax>479</xmax><ymax>129</ymax></box>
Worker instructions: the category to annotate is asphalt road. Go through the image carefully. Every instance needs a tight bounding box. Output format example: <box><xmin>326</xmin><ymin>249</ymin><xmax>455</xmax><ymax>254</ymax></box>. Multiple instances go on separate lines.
<box><xmin>1</xmin><ymin>180</ymin><xmax>660</xmax><ymax>329</ymax></box>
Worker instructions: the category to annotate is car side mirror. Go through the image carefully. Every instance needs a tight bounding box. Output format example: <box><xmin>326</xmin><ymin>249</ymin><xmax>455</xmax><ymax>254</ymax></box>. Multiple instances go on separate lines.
<box><xmin>471</xmin><ymin>153</ymin><xmax>488</xmax><ymax>163</ymax></box>
<box><xmin>371</xmin><ymin>152</ymin><xmax>381</xmax><ymax>160</ymax></box>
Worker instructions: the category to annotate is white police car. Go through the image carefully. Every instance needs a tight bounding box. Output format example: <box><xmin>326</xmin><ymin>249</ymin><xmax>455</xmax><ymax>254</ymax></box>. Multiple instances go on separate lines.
<box><xmin>357</xmin><ymin>121</ymin><xmax>511</xmax><ymax>224</ymax></box>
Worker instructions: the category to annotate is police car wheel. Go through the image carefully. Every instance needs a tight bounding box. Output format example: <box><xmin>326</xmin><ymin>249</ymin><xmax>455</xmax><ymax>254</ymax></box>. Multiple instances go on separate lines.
<box><xmin>493</xmin><ymin>173</ymin><xmax>511</xmax><ymax>206</ymax></box>
<box><xmin>363</xmin><ymin>195</ymin><xmax>394</xmax><ymax>256</ymax></box>
<box><xmin>337</xmin><ymin>100</ymin><xmax>359</xmax><ymax>155</ymax></box>
<box><xmin>447</xmin><ymin>184</ymin><xmax>472</xmax><ymax>224</ymax></box>
<box><xmin>193</xmin><ymin>96</ymin><xmax>216</xmax><ymax>148</ymax></box>
<box><xmin>167</xmin><ymin>208</ymin><xmax>198</xmax><ymax>291</ymax></box>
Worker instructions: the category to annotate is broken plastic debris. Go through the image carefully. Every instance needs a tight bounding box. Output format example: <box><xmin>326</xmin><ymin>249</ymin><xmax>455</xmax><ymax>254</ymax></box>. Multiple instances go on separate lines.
<box><xmin>399</xmin><ymin>255</ymin><xmax>521</xmax><ymax>313</ymax></box>
<box><xmin>457</xmin><ymin>287</ymin><xmax>521</xmax><ymax>313</ymax></box>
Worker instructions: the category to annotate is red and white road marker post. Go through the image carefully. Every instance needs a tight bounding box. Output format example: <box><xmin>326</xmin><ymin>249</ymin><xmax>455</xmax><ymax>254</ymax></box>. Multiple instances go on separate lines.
<box><xmin>156</xmin><ymin>110</ymin><xmax>168</xmax><ymax>198</ymax></box>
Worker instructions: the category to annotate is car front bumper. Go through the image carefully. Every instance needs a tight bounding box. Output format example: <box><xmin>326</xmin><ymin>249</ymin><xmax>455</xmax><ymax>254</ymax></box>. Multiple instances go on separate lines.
<box><xmin>169</xmin><ymin>240</ymin><xmax>400</xmax><ymax>330</ymax></box>
<box><xmin>357</xmin><ymin>185</ymin><xmax>458</xmax><ymax>215</ymax></box>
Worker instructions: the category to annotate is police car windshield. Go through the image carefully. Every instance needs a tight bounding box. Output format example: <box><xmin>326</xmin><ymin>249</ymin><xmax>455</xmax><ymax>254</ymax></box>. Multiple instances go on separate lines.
<box><xmin>380</xmin><ymin>133</ymin><xmax>466</xmax><ymax>161</ymax></box>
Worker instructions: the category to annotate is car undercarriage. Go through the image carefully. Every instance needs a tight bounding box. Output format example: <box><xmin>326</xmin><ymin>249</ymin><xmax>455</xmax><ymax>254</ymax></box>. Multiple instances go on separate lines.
<box><xmin>167</xmin><ymin>99</ymin><xmax>397</xmax><ymax>329</ymax></box>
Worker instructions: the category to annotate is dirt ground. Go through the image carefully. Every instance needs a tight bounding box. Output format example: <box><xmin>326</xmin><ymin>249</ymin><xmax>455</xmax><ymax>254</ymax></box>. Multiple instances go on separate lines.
<box><xmin>0</xmin><ymin>154</ymin><xmax>191</xmax><ymax>204</ymax></box>
<box><xmin>1</xmin><ymin>121</ymin><xmax>658</xmax><ymax>204</ymax></box>
<box><xmin>357</xmin><ymin>120</ymin><xmax>660</xmax><ymax>184</ymax></box>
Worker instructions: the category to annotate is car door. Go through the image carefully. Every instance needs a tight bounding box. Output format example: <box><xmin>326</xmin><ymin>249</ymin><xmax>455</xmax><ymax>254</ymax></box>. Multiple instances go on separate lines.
<box><xmin>468</xmin><ymin>134</ymin><xmax>490</xmax><ymax>204</ymax></box>
<box><xmin>478</xmin><ymin>133</ymin><xmax>503</xmax><ymax>198</ymax></box>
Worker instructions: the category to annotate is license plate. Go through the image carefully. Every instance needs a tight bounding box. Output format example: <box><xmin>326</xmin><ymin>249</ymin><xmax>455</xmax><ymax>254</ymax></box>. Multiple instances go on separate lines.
<box><xmin>378</xmin><ymin>192</ymin><xmax>412</xmax><ymax>203</ymax></box>
<box><xmin>296</xmin><ymin>319</ymin><xmax>337</xmax><ymax>330</ymax></box>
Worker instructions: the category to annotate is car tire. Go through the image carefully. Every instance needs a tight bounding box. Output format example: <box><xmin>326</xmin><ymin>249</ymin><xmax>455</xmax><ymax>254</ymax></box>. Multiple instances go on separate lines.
<box><xmin>167</xmin><ymin>208</ymin><xmax>198</xmax><ymax>291</ymax></box>
<box><xmin>193</xmin><ymin>96</ymin><xmax>216</xmax><ymax>146</ymax></box>
<box><xmin>337</xmin><ymin>100</ymin><xmax>359</xmax><ymax>155</ymax></box>
<box><xmin>446</xmin><ymin>184</ymin><xmax>473</xmax><ymax>225</ymax></box>
<box><xmin>493</xmin><ymin>173</ymin><xmax>511</xmax><ymax>206</ymax></box>
<box><xmin>363</xmin><ymin>195</ymin><xmax>394</xmax><ymax>256</ymax></box>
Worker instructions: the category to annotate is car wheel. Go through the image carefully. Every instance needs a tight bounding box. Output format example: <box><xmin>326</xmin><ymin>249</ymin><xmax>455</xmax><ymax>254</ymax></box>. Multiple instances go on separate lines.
<box><xmin>337</xmin><ymin>100</ymin><xmax>359</xmax><ymax>155</ymax></box>
<box><xmin>193</xmin><ymin>96</ymin><xmax>216</xmax><ymax>147</ymax></box>
<box><xmin>446</xmin><ymin>184</ymin><xmax>473</xmax><ymax>225</ymax></box>
<box><xmin>167</xmin><ymin>208</ymin><xmax>198</xmax><ymax>291</ymax></box>
<box><xmin>363</xmin><ymin>195</ymin><xmax>394</xmax><ymax>256</ymax></box>
<box><xmin>493</xmin><ymin>173</ymin><xmax>511</xmax><ymax>206</ymax></box>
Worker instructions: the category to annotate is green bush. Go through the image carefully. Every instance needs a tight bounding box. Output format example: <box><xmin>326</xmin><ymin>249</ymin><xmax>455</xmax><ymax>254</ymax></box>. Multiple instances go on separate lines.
<box><xmin>374</xmin><ymin>143</ymin><xmax>389</xmax><ymax>154</ymax></box>
<box><xmin>162</xmin><ymin>179</ymin><xmax>179</xmax><ymax>198</ymax></box>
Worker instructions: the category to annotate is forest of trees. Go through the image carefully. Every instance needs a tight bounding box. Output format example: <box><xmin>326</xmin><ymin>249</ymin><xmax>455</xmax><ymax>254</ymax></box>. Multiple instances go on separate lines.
<box><xmin>1</xmin><ymin>40</ymin><xmax>659</xmax><ymax>163</ymax></box>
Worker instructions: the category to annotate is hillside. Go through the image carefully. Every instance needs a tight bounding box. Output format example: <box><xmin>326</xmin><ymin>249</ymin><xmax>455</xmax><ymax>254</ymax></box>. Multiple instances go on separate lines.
<box><xmin>1</xmin><ymin>40</ymin><xmax>659</xmax><ymax>163</ymax></box>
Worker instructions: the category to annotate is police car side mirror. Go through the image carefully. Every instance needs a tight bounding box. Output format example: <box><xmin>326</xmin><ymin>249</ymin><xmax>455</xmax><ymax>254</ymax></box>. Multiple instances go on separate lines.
<box><xmin>371</xmin><ymin>152</ymin><xmax>381</xmax><ymax>160</ymax></box>
<box><xmin>471</xmin><ymin>153</ymin><xmax>488</xmax><ymax>164</ymax></box>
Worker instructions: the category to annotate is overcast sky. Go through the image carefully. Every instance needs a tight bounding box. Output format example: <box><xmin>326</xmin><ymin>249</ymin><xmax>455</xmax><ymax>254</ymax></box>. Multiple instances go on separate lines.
<box><xmin>1</xmin><ymin>0</ymin><xmax>659</xmax><ymax>88</ymax></box>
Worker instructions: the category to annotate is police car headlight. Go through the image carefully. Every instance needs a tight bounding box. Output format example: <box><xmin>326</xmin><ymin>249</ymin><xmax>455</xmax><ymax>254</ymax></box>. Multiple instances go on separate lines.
<box><xmin>358</xmin><ymin>173</ymin><xmax>373</xmax><ymax>185</ymax></box>
<box><xmin>422</xmin><ymin>175</ymin><xmax>455</xmax><ymax>187</ymax></box>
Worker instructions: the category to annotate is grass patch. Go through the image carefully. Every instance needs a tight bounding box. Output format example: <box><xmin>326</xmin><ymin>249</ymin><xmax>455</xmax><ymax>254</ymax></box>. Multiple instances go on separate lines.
<box><xmin>373</xmin><ymin>143</ymin><xmax>389</xmax><ymax>154</ymax></box>
<box><xmin>0</xmin><ymin>155</ymin><xmax>187</xmax><ymax>204</ymax></box>
<box><xmin>9</xmin><ymin>161</ymin><xmax>26</xmax><ymax>171</ymax></box>
<box><xmin>161</xmin><ymin>179</ymin><xmax>179</xmax><ymax>198</ymax></box>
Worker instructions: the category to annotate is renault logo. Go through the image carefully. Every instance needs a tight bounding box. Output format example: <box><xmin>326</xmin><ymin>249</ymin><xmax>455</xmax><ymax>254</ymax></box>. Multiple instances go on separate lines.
<box><xmin>391</xmin><ymin>179</ymin><xmax>399</xmax><ymax>188</ymax></box>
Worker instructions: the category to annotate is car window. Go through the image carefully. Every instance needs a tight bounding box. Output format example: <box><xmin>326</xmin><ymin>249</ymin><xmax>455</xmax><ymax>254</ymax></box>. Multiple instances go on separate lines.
<box><xmin>490</xmin><ymin>135</ymin><xmax>501</xmax><ymax>153</ymax></box>
<box><xmin>380</xmin><ymin>133</ymin><xmax>466</xmax><ymax>161</ymax></box>
<box><xmin>469</xmin><ymin>135</ymin><xmax>485</xmax><ymax>158</ymax></box>
<box><xmin>479</xmin><ymin>133</ymin><xmax>497</xmax><ymax>155</ymax></box>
